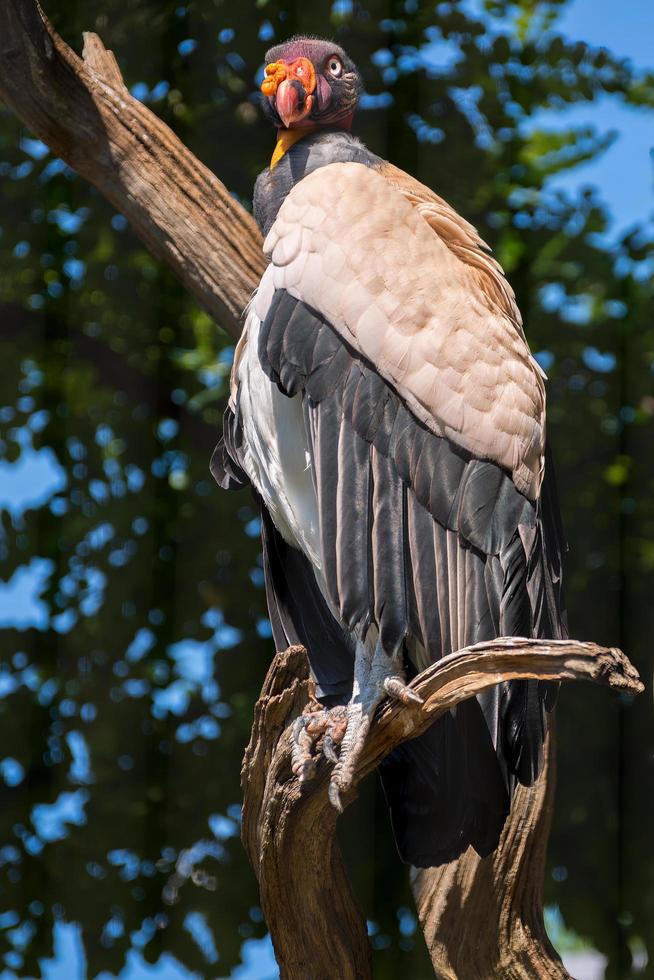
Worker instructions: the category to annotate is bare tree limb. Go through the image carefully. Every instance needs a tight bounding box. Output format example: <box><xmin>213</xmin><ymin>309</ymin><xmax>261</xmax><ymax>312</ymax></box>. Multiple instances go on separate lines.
<box><xmin>0</xmin><ymin>1</ymin><xmax>265</xmax><ymax>339</ymax></box>
<box><xmin>358</xmin><ymin>637</ymin><xmax>641</xmax><ymax>778</ymax></box>
<box><xmin>241</xmin><ymin>640</ymin><xmax>642</xmax><ymax>979</ymax></box>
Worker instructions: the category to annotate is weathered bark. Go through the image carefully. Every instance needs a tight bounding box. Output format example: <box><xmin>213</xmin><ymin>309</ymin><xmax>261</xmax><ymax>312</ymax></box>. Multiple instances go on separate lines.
<box><xmin>241</xmin><ymin>647</ymin><xmax>373</xmax><ymax>980</ymax></box>
<box><xmin>242</xmin><ymin>640</ymin><xmax>642</xmax><ymax>979</ymax></box>
<box><xmin>0</xmin><ymin>1</ymin><xmax>265</xmax><ymax>339</ymax></box>
<box><xmin>0</xmin><ymin>6</ymin><xmax>645</xmax><ymax>978</ymax></box>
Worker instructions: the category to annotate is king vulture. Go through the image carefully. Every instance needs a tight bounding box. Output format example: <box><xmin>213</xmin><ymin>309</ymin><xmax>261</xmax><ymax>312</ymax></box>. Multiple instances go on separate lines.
<box><xmin>212</xmin><ymin>35</ymin><xmax>566</xmax><ymax>867</ymax></box>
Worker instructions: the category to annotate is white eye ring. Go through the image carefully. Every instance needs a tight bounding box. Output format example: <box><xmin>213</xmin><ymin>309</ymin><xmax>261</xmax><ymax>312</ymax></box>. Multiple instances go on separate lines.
<box><xmin>327</xmin><ymin>56</ymin><xmax>343</xmax><ymax>78</ymax></box>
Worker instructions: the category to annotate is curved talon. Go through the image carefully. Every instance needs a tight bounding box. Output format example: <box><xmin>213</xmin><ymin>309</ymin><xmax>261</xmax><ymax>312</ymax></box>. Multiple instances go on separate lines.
<box><xmin>323</xmin><ymin>733</ymin><xmax>340</xmax><ymax>764</ymax></box>
<box><xmin>328</xmin><ymin>779</ymin><xmax>343</xmax><ymax>813</ymax></box>
<box><xmin>383</xmin><ymin>675</ymin><xmax>423</xmax><ymax>705</ymax></box>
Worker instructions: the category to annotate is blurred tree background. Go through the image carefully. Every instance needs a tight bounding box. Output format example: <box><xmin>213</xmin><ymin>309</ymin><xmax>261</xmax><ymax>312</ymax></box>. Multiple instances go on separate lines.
<box><xmin>0</xmin><ymin>0</ymin><xmax>652</xmax><ymax>977</ymax></box>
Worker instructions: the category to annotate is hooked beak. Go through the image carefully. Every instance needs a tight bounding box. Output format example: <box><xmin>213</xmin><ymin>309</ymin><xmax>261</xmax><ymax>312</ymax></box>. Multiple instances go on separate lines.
<box><xmin>261</xmin><ymin>58</ymin><xmax>316</xmax><ymax>128</ymax></box>
<box><xmin>276</xmin><ymin>79</ymin><xmax>313</xmax><ymax>127</ymax></box>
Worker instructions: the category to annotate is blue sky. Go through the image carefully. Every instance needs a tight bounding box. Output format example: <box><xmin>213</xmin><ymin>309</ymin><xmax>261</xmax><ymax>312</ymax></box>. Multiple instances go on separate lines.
<box><xmin>540</xmin><ymin>0</ymin><xmax>653</xmax><ymax>233</ymax></box>
<box><xmin>558</xmin><ymin>0</ymin><xmax>653</xmax><ymax>64</ymax></box>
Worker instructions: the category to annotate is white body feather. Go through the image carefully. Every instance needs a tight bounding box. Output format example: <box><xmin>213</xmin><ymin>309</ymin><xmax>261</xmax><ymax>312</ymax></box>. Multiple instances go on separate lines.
<box><xmin>237</xmin><ymin>287</ymin><xmax>323</xmax><ymax>574</ymax></box>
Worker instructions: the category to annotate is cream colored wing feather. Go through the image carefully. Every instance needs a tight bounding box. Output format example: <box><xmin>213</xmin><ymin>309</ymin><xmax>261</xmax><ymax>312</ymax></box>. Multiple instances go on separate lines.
<box><xmin>260</xmin><ymin>161</ymin><xmax>545</xmax><ymax>499</ymax></box>
<box><xmin>376</xmin><ymin>161</ymin><xmax>527</xmax><ymax>334</ymax></box>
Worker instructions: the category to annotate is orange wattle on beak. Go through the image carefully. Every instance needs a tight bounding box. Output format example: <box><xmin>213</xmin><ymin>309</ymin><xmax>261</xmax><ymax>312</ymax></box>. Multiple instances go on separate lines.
<box><xmin>261</xmin><ymin>57</ymin><xmax>316</xmax><ymax>128</ymax></box>
<box><xmin>261</xmin><ymin>61</ymin><xmax>287</xmax><ymax>97</ymax></box>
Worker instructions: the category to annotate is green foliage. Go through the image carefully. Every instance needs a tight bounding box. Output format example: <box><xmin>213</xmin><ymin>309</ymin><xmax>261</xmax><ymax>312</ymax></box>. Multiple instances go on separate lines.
<box><xmin>0</xmin><ymin>0</ymin><xmax>652</xmax><ymax>977</ymax></box>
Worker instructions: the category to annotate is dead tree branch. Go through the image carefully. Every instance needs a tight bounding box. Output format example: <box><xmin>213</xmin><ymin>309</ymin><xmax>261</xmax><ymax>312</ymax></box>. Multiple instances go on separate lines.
<box><xmin>241</xmin><ymin>640</ymin><xmax>642</xmax><ymax>979</ymax></box>
<box><xmin>0</xmin><ymin>0</ymin><xmax>265</xmax><ymax>338</ymax></box>
<box><xmin>0</xmin><ymin>6</ymin><xmax>645</xmax><ymax>978</ymax></box>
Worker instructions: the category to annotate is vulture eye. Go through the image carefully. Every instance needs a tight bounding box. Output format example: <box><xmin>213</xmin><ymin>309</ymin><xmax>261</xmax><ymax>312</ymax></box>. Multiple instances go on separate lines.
<box><xmin>327</xmin><ymin>56</ymin><xmax>343</xmax><ymax>78</ymax></box>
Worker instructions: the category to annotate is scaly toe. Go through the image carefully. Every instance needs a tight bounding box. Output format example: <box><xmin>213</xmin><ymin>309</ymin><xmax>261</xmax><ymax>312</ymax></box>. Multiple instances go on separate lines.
<box><xmin>322</xmin><ymin>706</ymin><xmax>347</xmax><ymax>762</ymax></box>
<box><xmin>291</xmin><ymin>716</ymin><xmax>319</xmax><ymax>783</ymax></box>
<box><xmin>383</xmin><ymin>675</ymin><xmax>423</xmax><ymax>705</ymax></box>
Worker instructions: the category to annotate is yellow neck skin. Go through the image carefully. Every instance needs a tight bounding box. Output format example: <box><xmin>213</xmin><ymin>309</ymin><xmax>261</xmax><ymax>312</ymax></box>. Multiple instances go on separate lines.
<box><xmin>270</xmin><ymin>125</ymin><xmax>317</xmax><ymax>169</ymax></box>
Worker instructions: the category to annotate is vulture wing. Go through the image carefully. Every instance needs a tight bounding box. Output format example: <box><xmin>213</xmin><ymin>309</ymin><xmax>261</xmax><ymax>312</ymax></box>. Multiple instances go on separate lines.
<box><xmin>260</xmin><ymin>161</ymin><xmax>546</xmax><ymax>498</ymax></box>
<box><xmin>215</xmin><ymin>159</ymin><xmax>566</xmax><ymax>866</ymax></box>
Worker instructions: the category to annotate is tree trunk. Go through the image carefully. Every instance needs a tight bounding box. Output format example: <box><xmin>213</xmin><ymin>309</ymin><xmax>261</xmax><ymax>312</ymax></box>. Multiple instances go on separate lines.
<box><xmin>0</xmin><ymin>6</ymin><xmax>644</xmax><ymax>977</ymax></box>
<box><xmin>240</xmin><ymin>647</ymin><xmax>373</xmax><ymax>980</ymax></box>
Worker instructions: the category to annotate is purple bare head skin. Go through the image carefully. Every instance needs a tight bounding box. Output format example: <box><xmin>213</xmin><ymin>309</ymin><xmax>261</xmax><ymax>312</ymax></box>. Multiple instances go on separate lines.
<box><xmin>260</xmin><ymin>35</ymin><xmax>362</xmax><ymax>130</ymax></box>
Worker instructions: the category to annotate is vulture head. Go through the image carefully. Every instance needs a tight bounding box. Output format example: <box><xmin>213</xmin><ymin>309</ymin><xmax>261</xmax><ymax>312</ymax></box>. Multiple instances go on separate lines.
<box><xmin>260</xmin><ymin>36</ymin><xmax>362</xmax><ymax>130</ymax></box>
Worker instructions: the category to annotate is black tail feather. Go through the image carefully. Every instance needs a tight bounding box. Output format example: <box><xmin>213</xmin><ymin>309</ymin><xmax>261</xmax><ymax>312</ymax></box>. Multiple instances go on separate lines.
<box><xmin>380</xmin><ymin>700</ymin><xmax>509</xmax><ymax>867</ymax></box>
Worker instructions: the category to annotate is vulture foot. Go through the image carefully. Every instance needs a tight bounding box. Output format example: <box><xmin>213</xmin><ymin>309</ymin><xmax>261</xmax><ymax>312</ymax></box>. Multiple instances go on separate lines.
<box><xmin>291</xmin><ymin>704</ymin><xmax>348</xmax><ymax>784</ymax></box>
<box><xmin>328</xmin><ymin>641</ymin><xmax>423</xmax><ymax>812</ymax></box>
